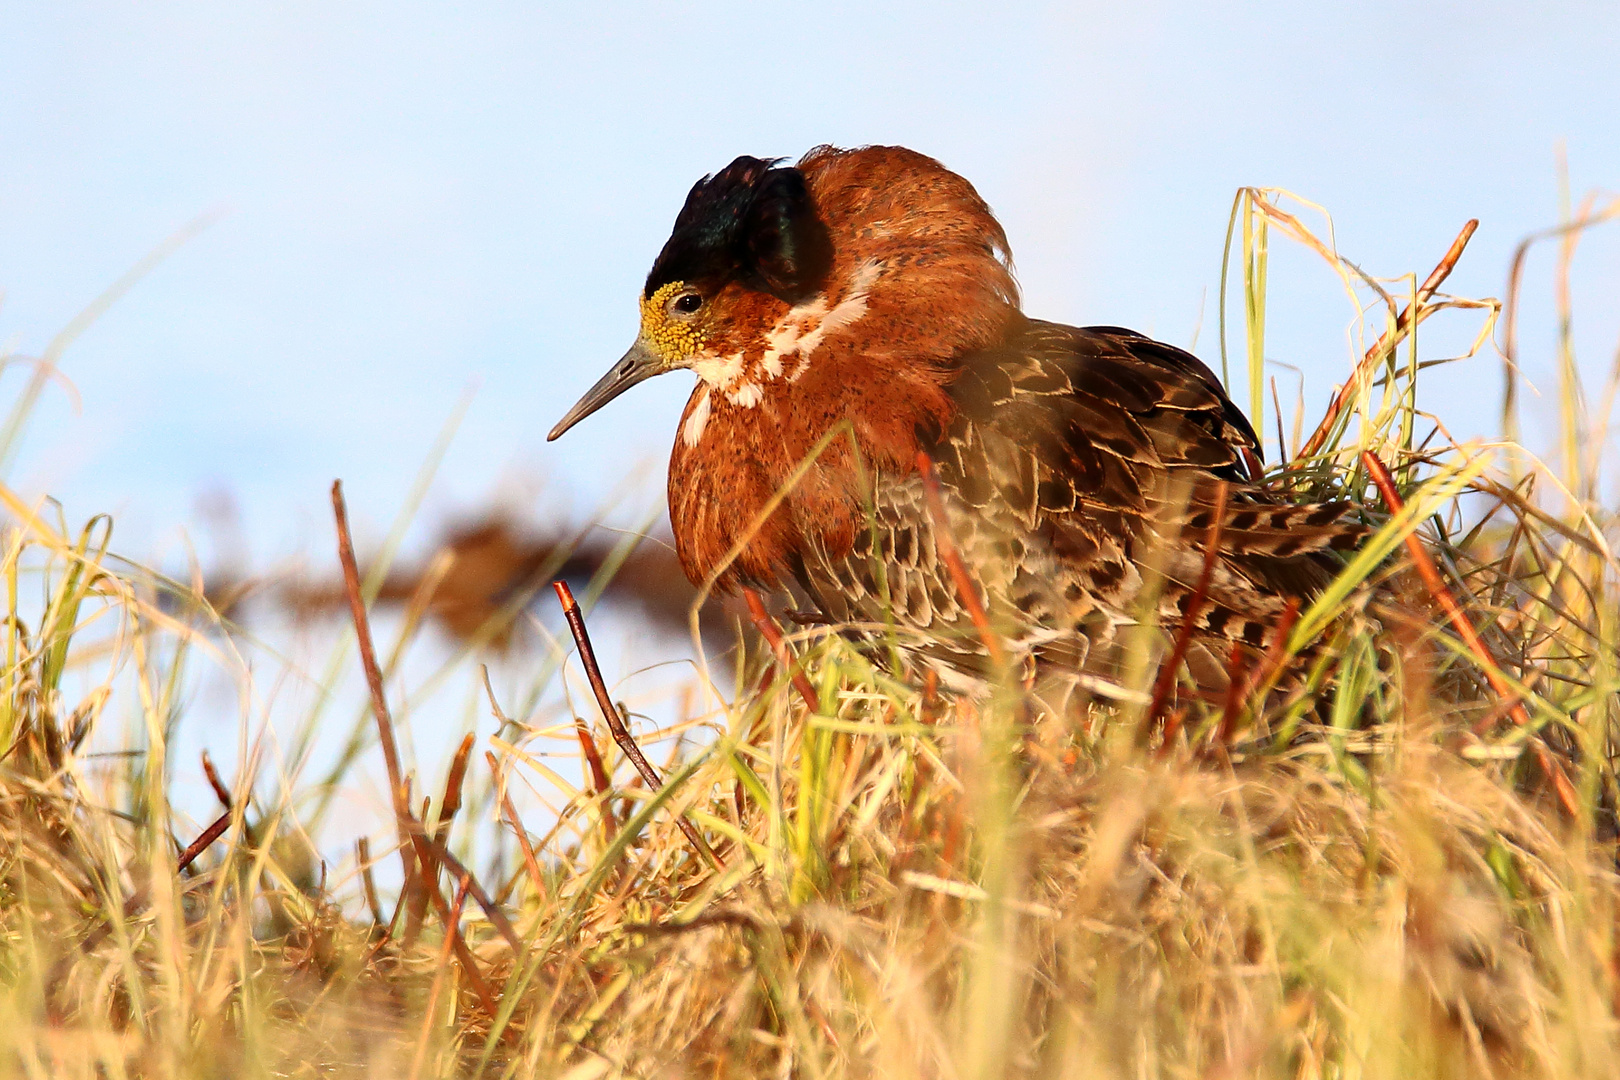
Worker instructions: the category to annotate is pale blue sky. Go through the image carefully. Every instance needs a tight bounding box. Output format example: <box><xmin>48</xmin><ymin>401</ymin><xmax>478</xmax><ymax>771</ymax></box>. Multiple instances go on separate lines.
<box><xmin>4</xmin><ymin>2</ymin><xmax>1617</xmax><ymax>561</ymax></box>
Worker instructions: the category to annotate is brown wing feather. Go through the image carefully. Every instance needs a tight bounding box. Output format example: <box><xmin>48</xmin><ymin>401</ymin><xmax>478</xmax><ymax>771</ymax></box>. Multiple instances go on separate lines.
<box><xmin>936</xmin><ymin>318</ymin><xmax>1366</xmax><ymax>644</ymax></box>
<box><xmin>795</xmin><ymin>317</ymin><xmax>1366</xmax><ymax>687</ymax></box>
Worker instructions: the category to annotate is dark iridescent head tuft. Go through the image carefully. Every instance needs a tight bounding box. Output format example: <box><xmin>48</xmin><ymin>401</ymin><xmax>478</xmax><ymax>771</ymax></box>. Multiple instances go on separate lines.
<box><xmin>644</xmin><ymin>156</ymin><xmax>833</xmax><ymax>305</ymax></box>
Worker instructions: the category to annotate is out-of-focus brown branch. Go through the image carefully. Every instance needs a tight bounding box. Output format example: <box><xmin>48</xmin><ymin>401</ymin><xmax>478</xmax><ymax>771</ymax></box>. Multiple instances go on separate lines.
<box><xmin>406</xmin><ymin>820</ymin><xmax>522</xmax><ymax>953</ymax></box>
<box><xmin>331</xmin><ymin>483</ymin><xmax>414</xmax><ymax>862</ymax></box>
<box><xmin>410</xmin><ymin>872</ymin><xmax>473</xmax><ymax>1080</ymax></box>
<box><xmin>1222</xmin><ymin>597</ymin><xmax>1300</xmax><ymax>744</ymax></box>
<box><xmin>272</xmin><ymin>517</ymin><xmax>735</xmax><ymax>644</ymax></box>
<box><xmin>1216</xmin><ymin>642</ymin><xmax>1249</xmax><ymax>745</ymax></box>
<box><xmin>177</xmin><ymin>748</ymin><xmax>239</xmax><ymax>872</ymax></box>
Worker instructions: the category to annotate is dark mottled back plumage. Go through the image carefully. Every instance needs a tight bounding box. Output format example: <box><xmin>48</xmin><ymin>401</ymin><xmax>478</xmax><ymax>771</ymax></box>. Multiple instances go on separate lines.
<box><xmin>795</xmin><ymin>316</ymin><xmax>1366</xmax><ymax>690</ymax></box>
<box><xmin>550</xmin><ymin>145</ymin><xmax>1368</xmax><ymax>696</ymax></box>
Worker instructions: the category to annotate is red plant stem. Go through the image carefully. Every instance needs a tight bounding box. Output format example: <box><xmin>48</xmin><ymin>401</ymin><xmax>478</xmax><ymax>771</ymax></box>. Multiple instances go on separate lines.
<box><xmin>201</xmin><ymin>750</ymin><xmax>232</xmax><ymax>809</ymax></box>
<box><xmin>1235</xmin><ymin>596</ymin><xmax>1300</xmax><ymax>719</ymax></box>
<box><xmin>553</xmin><ymin>581</ymin><xmax>721</xmax><ymax>869</ymax></box>
<box><xmin>437</xmin><ymin>733</ymin><xmax>474</xmax><ymax>836</ymax></box>
<box><xmin>742</xmin><ymin>587</ymin><xmax>820</xmax><ymax>711</ymax></box>
<box><xmin>1216</xmin><ymin>641</ymin><xmax>1250</xmax><ymax>745</ymax></box>
<box><xmin>407</xmin><ymin>822</ymin><xmax>523</xmax><ymax>951</ymax></box>
<box><xmin>1360</xmin><ymin>450</ymin><xmax>1579</xmax><ymax>818</ymax></box>
<box><xmin>1361</xmin><ymin>452</ymin><xmax>1524</xmax><ymax>720</ymax></box>
<box><xmin>179</xmin><ymin>749</ymin><xmax>239</xmax><ymax>871</ymax></box>
<box><xmin>176</xmin><ymin>810</ymin><xmax>232</xmax><ymax>872</ymax></box>
<box><xmin>444</xmin><ymin>909</ymin><xmax>498</xmax><ymax>1018</ymax></box>
<box><xmin>915</xmin><ymin>451</ymin><xmax>1006</xmax><ymax>668</ymax></box>
<box><xmin>1149</xmin><ymin>482</ymin><xmax>1229</xmax><ymax>755</ymax></box>
<box><xmin>573</xmin><ymin>716</ymin><xmax>613</xmax><ymax>800</ymax></box>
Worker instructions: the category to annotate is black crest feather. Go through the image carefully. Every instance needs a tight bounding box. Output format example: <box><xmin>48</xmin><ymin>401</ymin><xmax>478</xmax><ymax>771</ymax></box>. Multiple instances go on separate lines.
<box><xmin>645</xmin><ymin>156</ymin><xmax>833</xmax><ymax>305</ymax></box>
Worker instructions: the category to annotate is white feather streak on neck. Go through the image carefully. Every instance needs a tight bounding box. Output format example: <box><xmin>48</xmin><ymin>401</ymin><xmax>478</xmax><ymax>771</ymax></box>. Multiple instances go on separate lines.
<box><xmin>681</xmin><ymin>388</ymin><xmax>712</xmax><ymax>447</ymax></box>
<box><xmin>759</xmin><ymin>259</ymin><xmax>884</xmax><ymax>383</ymax></box>
<box><xmin>726</xmin><ymin>381</ymin><xmax>763</xmax><ymax>407</ymax></box>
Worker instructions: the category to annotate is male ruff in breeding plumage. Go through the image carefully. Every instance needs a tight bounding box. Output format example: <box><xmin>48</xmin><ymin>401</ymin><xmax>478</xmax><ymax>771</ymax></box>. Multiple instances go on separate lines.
<box><xmin>548</xmin><ymin>145</ymin><xmax>1366</xmax><ymax>695</ymax></box>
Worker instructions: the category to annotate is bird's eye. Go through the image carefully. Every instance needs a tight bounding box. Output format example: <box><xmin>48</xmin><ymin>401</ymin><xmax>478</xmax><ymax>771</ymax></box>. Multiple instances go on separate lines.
<box><xmin>673</xmin><ymin>293</ymin><xmax>703</xmax><ymax>315</ymax></box>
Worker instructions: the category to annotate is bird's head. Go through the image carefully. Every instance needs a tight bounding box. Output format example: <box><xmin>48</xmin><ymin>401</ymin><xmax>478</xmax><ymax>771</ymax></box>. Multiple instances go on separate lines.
<box><xmin>547</xmin><ymin>146</ymin><xmax>1019</xmax><ymax>444</ymax></box>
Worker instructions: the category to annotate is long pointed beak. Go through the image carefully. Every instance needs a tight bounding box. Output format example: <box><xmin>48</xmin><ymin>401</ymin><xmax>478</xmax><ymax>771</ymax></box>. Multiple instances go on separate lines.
<box><xmin>547</xmin><ymin>340</ymin><xmax>667</xmax><ymax>442</ymax></box>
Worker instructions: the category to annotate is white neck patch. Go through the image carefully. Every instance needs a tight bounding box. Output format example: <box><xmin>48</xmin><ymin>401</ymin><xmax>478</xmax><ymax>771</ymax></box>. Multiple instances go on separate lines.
<box><xmin>761</xmin><ymin>259</ymin><xmax>884</xmax><ymax>381</ymax></box>
<box><xmin>690</xmin><ymin>351</ymin><xmax>745</xmax><ymax>391</ymax></box>
<box><xmin>680</xmin><ymin>259</ymin><xmax>885</xmax><ymax>437</ymax></box>
<box><xmin>681</xmin><ymin>388</ymin><xmax>712</xmax><ymax>447</ymax></box>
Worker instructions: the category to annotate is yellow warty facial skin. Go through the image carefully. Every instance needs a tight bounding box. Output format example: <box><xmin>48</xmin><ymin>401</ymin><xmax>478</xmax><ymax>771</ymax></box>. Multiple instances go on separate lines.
<box><xmin>640</xmin><ymin>282</ymin><xmax>705</xmax><ymax>364</ymax></box>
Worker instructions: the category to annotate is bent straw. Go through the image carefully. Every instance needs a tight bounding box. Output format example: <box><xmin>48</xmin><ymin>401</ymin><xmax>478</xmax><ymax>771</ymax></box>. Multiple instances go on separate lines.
<box><xmin>553</xmin><ymin>580</ymin><xmax>722</xmax><ymax>869</ymax></box>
